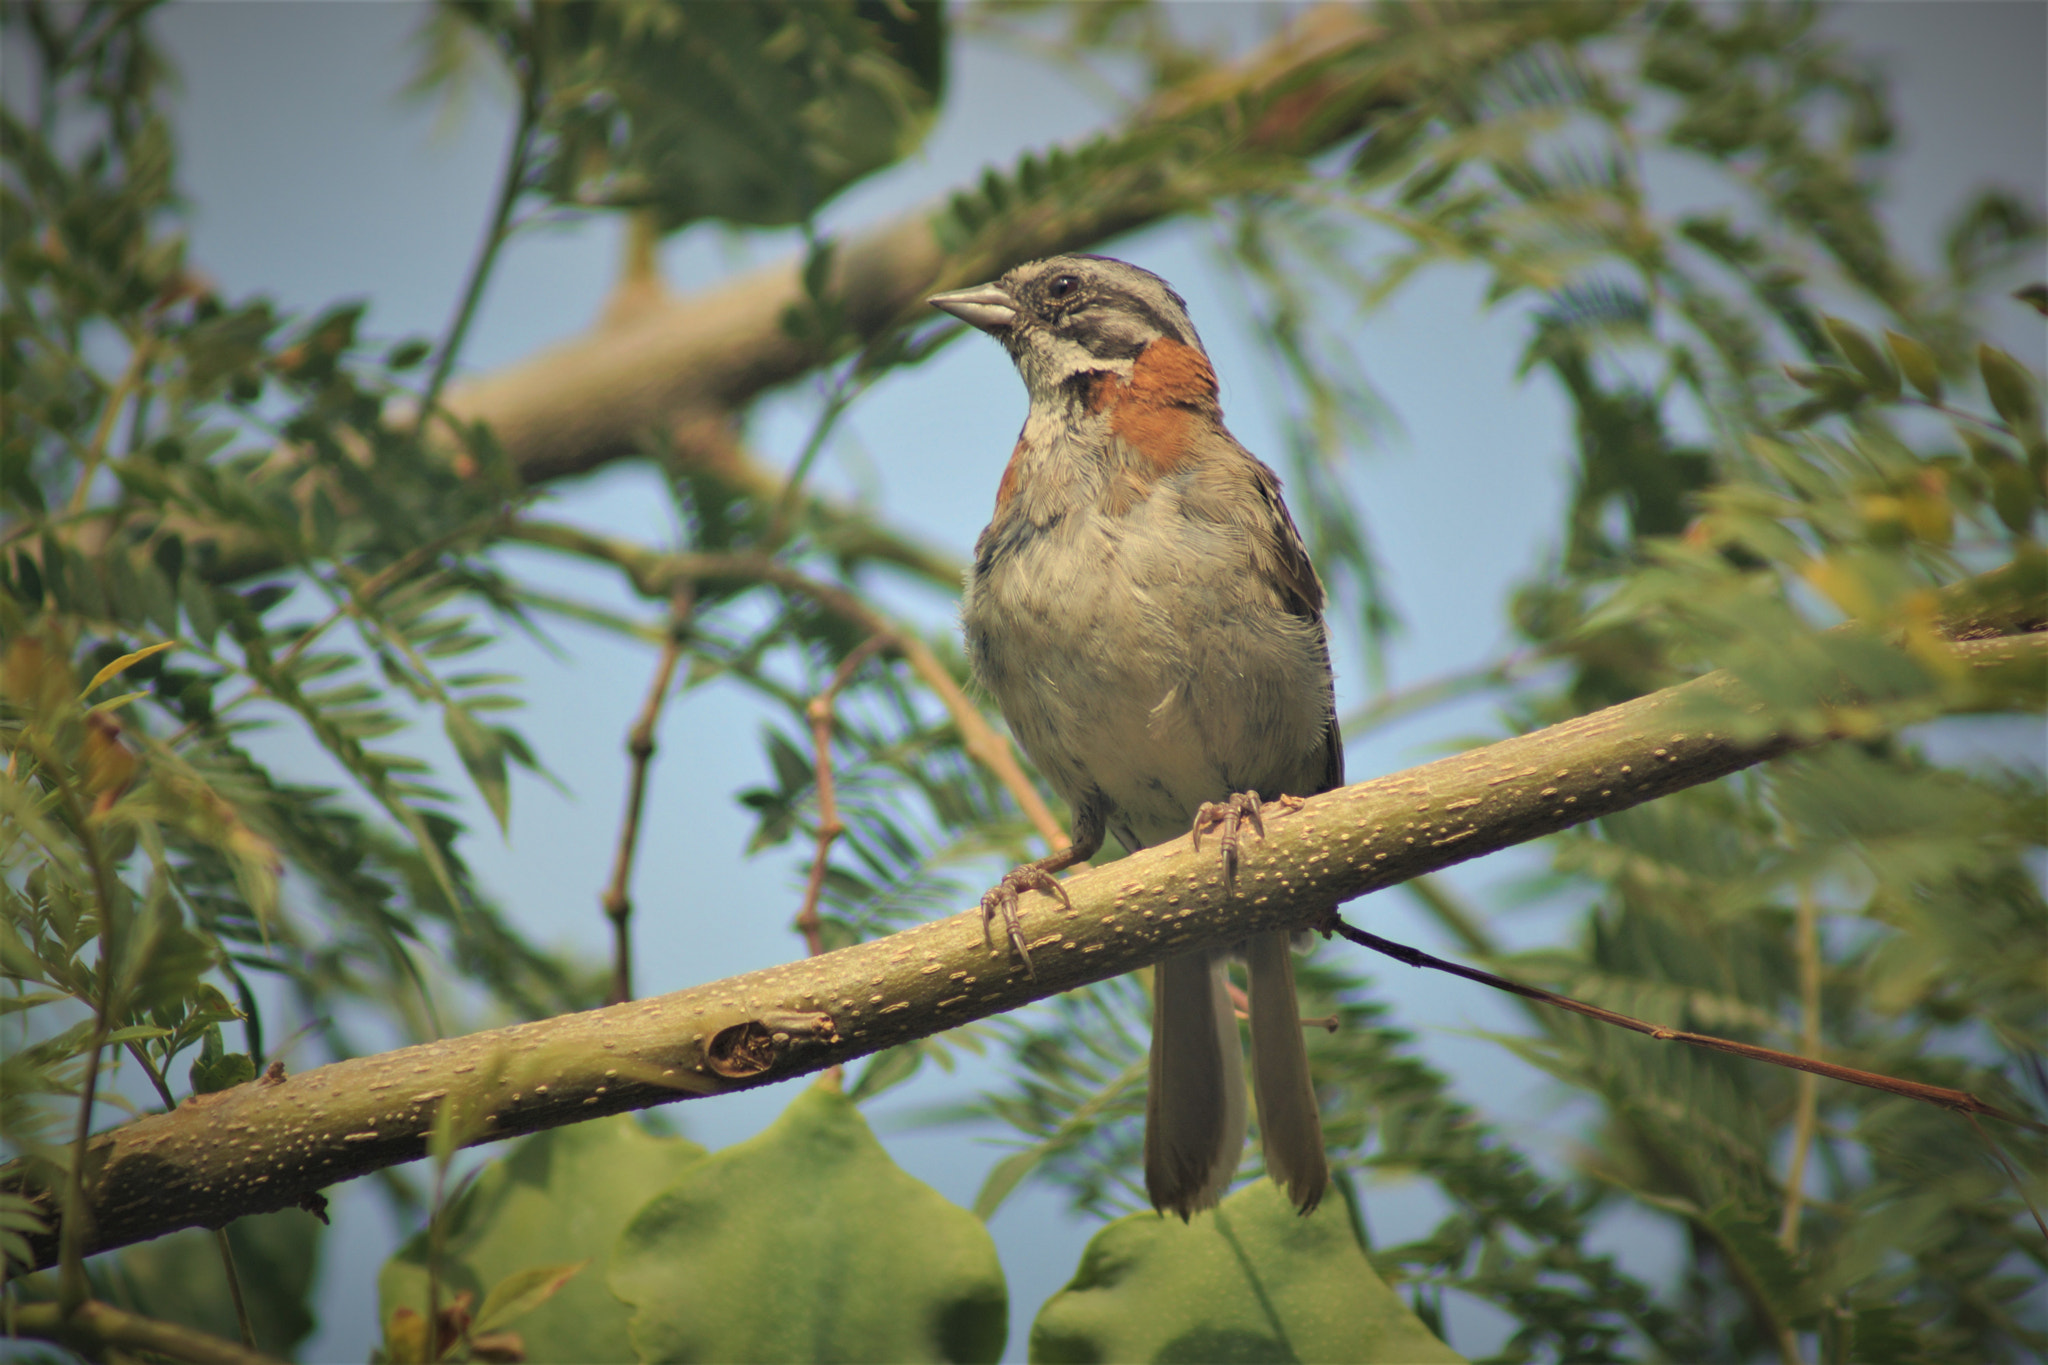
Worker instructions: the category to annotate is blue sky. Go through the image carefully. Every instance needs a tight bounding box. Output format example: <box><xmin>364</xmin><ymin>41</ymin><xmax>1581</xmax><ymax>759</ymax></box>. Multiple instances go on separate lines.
<box><xmin>142</xmin><ymin>4</ymin><xmax>2046</xmax><ymax>1360</ymax></box>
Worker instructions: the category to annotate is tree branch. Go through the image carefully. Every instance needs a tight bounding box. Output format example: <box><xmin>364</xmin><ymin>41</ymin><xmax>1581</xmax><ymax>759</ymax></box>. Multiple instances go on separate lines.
<box><xmin>90</xmin><ymin>5</ymin><xmax>1451</xmax><ymax>590</ymax></box>
<box><xmin>11</xmin><ymin>631</ymin><xmax>2038</xmax><ymax>1269</ymax></box>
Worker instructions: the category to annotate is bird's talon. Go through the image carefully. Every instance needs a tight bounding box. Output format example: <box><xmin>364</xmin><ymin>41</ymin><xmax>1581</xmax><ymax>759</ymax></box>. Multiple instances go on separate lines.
<box><xmin>980</xmin><ymin>863</ymin><xmax>1073</xmax><ymax>977</ymax></box>
<box><xmin>1191</xmin><ymin>791</ymin><xmax>1265</xmax><ymax>891</ymax></box>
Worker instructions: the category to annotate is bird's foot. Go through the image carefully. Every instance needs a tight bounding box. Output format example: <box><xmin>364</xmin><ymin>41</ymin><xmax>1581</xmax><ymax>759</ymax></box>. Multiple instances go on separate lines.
<box><xmin>979</xmin><ymin>861</ymin><xmax>1073</xmax><ymax>976</ymax></box>
<box><xmin>1191</xmin><ymin>790</ymin><xmax>1265</xmax><ymax>891</ymax></box>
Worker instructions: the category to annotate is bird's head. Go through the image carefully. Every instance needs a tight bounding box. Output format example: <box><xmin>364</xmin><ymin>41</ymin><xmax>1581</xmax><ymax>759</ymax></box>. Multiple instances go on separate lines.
<box><xmin>929</xmin><ymin>255</ymin><xmax>1209</xmax><ymax>403</ymax></box>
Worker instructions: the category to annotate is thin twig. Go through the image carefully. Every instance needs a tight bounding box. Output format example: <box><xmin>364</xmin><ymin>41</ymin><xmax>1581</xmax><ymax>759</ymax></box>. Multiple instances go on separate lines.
<box><xmin>11</xmin><ymin>1299</ymin><xmax>285</xmax><ymax>1365</ymax></box>
<box><xmin>1779</xmin><ymin>880</ymin><xmax>1823</xmax><ymax>1251</ymax></box>
<box><xmin>600</xmin><ymin>585</ymin><xmax>694</xmax><ymax>1005</ymax></box>
<box><xmin>411</xmin><ymin>81</ymin><xmax>538</xmax><ymax>445</ymax></box>
<box><xmin>66</xmin><ymin>334</ymin><xmax>154</xmax><ymax>518</ymax></box>
<box><xmin>1326</xmin><ymin>916</ymin><xmax>2047</xmax><ymax>1133</ymax></box>
<box><xmin>765</xmin><ymin>363</ymin><xmax>861</xmax><ymax>549</ymax></box>
<box><xmin>508</xmin><ymin>525</ymin><xmax>1070</xmax><ymax>853</ymax></box>
<box><xmin>1337</xmin><ymin>650</ymin><xmax>1540</xmax><ymax>738</ymax></box>
<box><xmin>1964</xmin><ymin>1111</ymin><xmax>2048</xmax><ymax>1243</ymax></box>
<box><xmin>795</xmin><ymin>635</ymin><xmax>893</xmax><ymax>959</ymax></box>
<box><xmin>43</xmin><ymin>757</ymin><xmax>122</xmax><ymax>1318</ymax></box>
<box><xmin>124</xmin><ymin>1042</ymin><xmax>257</xmax><ymax>1350</ymax></box>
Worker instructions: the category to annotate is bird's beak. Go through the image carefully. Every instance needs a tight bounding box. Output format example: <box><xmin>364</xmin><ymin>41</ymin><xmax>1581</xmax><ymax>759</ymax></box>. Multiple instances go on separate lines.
<box><xmin>927</xmin><ymin>281</ymin><xmax>1016</xmax><ymax>334</ymax></box>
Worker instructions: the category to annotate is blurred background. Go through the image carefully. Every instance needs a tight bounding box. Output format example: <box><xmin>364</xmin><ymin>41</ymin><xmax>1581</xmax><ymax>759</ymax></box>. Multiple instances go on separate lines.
<box><xmin>9</xmin><ymin>3</ymin><xmax>2041</xmax><ymax>1360</ymax></box>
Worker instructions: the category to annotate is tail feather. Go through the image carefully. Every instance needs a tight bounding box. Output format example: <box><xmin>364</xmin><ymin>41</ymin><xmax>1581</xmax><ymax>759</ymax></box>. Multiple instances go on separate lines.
<box><xmin>1144</xmin><ymin>950</ymin><xmax>1247</xmax><ymax>1218</ymax></box>
<box><xmin>1246</xmin><ymin>929</ymin><xmax>1328</xmax><ymax>1213</ymax></box>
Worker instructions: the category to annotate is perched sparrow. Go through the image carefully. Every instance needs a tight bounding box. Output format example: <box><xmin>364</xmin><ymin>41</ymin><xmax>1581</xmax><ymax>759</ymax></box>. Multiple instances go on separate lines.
<box><xmin>929</xmin><ymin>255</ymin><xmax>1338</xmax><ymax>1218</ymax></box>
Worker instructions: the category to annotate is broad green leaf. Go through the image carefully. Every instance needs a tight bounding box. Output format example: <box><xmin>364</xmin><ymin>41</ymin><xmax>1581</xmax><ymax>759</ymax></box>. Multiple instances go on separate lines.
<box><xmin>1030</xmin><ymin>1179</ymin><xmax>1463</xmax><ymax>1365</ymax></box>
<box><xmin>380</xmin><ymin>1113</ymin><xmax>706</xmax><ymax>1365</ymax></box>
<box><xmin>610</xmin><ymin>1082</ymin><xmax>1006</xmax><ymax>1364</ymax></box>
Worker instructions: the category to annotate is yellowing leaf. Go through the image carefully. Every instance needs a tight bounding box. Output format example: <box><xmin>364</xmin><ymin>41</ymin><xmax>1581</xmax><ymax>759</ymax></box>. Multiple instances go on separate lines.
<box><xmin>81</xmin><ymin>639</ymin><xmax>176</xmax><ymax>698</ymax></box>
<box><xmin>82</xmin><ymin>712</ymin><xmax>140</xmax><ymax>804</ymax></box>
<box><xmin>1802</xmin><ymin>556</ymin><xmax>1877</xmax><ymax>621</ymax></box>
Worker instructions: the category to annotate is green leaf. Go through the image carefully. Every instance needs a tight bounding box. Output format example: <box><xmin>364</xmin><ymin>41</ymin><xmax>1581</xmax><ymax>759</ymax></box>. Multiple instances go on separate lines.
<box><xmin>386</xmin><ymin>337</ymin><xmax>432</xmax><ymax>370</ymax></box>
<box><xmin>1979</xmin><ymin>342</ymin><xmax>2041</xmax><ymax>433</ymax></box>
<box><xmin>486</xmin><ymin>2</ymin><xmax>947</xmax><ymax>231</ymax></box>
<box><xmin>1700</xmin><ymin>1201</ymin><xmax>1818</xmax><ymax>1325</ymax></box>
<box><xmin>1883</xmin><ymin>329</ymin><xmax>1943</xmax><ymax>402</ymax></box>
<box><xmin>0</xmin><ymin>1192</ymin><xmax>49</xmax><ymax>1273</ymax></box>
<box><xmin>179</xmin><ymin>573</ymin><xmax>220</xmax><ymax>647</ymax></box>
<box><xmin>472</xmin><ymin>1260</ymin><xmax>589</xmax><ymax>1336</ymax></box>
<box><xmin>443</xmin><ymin>704</ymin><xmax>510</xmax><ymax>833</ymax></box>
<box><xmin>1822</xmin><ymin>315</ymin><xmax>1899</xmax><ymax>398</ymax></box>
<box><xmin>610</xmin><ymin>1082</ymin><xmax>1006</xmax><ymax>1364</ymax></box>
<box><xmin>102</xmin><ymin>1024</ymin><xmax>171</xmax><ymax>1046</ymax></box>
<box><xmin>1030</xmin><ymin>1179</ymin><xmax>1463</xmax><ymax>1364</ymax></box>
<box><xmin>188</xmin><ymin>1025</ymin><xmax>256</xmax><ymax>1094</ymax></box>
<box><xmin>380</xmin><ymin>1114</ymin><xmax>706</xmax><ymax>1365</ymax></box>
<box><xmin>0</xmin><ymin>992</ymin><xmax>69</xmax><ymax>1016</ymax></box>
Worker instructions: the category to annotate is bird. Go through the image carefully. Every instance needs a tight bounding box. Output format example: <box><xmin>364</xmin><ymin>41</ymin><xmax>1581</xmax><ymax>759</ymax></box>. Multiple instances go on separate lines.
<box><xmin>928</xmin><ymin>254</ymin><xmax>1338</xmax><ymax>1218</ymax></box>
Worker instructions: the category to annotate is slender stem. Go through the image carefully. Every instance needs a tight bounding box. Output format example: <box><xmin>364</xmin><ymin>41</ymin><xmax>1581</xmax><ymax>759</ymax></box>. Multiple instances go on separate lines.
<box><xmin>46</xmin><ymin>759</ymin><xmax>122</xmax><ymax>1318</ymax></box>
<box><xmin>66</xmin><ymin>335</ymin><xmax>154</xmax><ymax>518</ymax></box>
<box><xmin>765</xmin><ymin>368</ymin><xmax>859</xmax><ymax>548</ymax></box>
<box><xmin>425</xmin><ymin>1155</ymin><xmax>445</xmax><ymax>1364</ymax></box>
<box><xmin>1779</xmin><ymin>881</ymin><xmax>1822</xmax><ymax>1251</ymax></box>
<box><xmin>791</xmin><ymin>631</ymin><xmax>891</xmax><ymax>1094</ymax></box>
<box><xmin>214</xmin><ymin>1229</ymin><xmax>256</xmax><ymax>1351</ymax></box>
<box><xmin>123</xmin><ymin>1042</ymin><xmax>257</xmax><ymax>1349</ymax></box>
<box><xmin>1964</xmin><ymin>1112</ymin><xmax>2048</xmax><ymax>1243</ymax></box>
<box><xmin>1337</xmin><ymin>651</ymin><xmax>1537</xmax><ymax>737</ymax></box>
<box><xmin>411</xmin><ymin>84</ymin><xmax>538</xmax><ymax>444</ymax></box>
<box><xmin>507</xmin><ymin>525</ymin><xmax>1072</xmax><ymax>852</ymax></box>
<box><xmin>1326</xmin><ymin>916</ymin><xmax>2046</xmax><ymax>1132</ymax></box>
<box><xmin>795</xmin><ymin>635</ymin><xmax>893</xmax><ymax>958</ymax></box>
<box><xmin>12</xmin><ymin>1299</ymin><xmax>284</xmax><ymax>1365</ymax></box>
<box><xmin>601</xmin><ymin>586</ymin><xmax>694</xmax><ymax>1005</ymax></box>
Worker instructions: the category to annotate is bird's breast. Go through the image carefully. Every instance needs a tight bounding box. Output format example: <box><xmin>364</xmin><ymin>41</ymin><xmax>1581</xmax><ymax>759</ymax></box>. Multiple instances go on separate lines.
<box><xmin>964</xmin><ymin>467</ymin><xmax>1331</xmax><ymax>847</ymax></box>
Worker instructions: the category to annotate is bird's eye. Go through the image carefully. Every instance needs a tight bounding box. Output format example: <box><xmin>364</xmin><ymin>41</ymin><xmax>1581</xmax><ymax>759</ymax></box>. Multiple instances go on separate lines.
<box><xmin>1047</xmin><ymin>274</ymin><xmax>1080</xmax><ymax>301</ymax></box>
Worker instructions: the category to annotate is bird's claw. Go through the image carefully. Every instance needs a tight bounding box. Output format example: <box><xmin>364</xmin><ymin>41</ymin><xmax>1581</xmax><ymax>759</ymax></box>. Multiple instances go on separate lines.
<box><xmin>979</xmin><ymin>864</ymin><xmax>1071</xmax><ymax>976</ymax></box>
<box><xmin>1191</xmin><ymin>790</ymin><xmax>1265</xmax><ymax>891</ymax></box>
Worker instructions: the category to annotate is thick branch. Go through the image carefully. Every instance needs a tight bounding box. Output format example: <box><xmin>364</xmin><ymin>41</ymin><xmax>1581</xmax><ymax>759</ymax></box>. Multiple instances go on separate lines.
<box><xmin>12</xmin><ymin>632</ymin><xmax>2038</xmax><ymax>1269</ymax></box>
<box><xmin>437</xmin><ymin>6</ymin><xmax>1401</xmax><ymax>486</ymax></box>
<box><xmin>117</xmin><ymin>6</ymin><xmax>1434</xmax><ymax>589</ymax></box>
